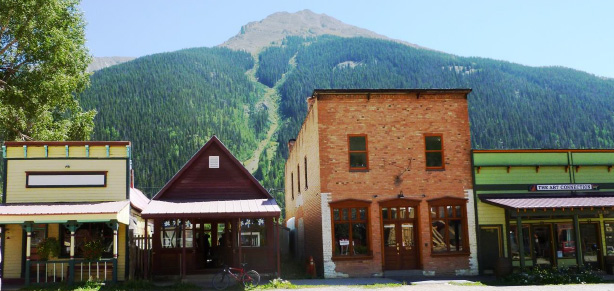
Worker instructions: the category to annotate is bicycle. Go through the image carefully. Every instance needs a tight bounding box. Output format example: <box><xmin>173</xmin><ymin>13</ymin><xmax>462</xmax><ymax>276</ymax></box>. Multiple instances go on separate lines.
<box><xmin>212</xmin><ymin>263</ymin><xmax>260</xmax><ymax>290</ymax></box>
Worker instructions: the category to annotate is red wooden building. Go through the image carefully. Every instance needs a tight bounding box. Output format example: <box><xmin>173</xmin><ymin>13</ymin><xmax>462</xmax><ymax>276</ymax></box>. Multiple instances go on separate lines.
<box><xmin>141</xmin><ymin>136</ymin><xmax>281</xmax><ymax>277</ymax></box>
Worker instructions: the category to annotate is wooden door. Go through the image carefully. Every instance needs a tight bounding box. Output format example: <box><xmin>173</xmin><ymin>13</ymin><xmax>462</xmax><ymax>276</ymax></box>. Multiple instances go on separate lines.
<box><xmin>478</xmin><ymin>226</ymin><xmax>502</xmax><ymax>274</ymax></box>
<box><xmin>382</xmin><ymin>204</ymin><xmax>419</xmax><ymax>270</ymax></box>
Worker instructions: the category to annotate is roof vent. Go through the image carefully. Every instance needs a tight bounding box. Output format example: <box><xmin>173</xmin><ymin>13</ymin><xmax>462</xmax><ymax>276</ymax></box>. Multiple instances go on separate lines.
<box><xmin>209</xmin><ymin>156</ymin><xmax>220</xmax><ymax>168</ymax></box>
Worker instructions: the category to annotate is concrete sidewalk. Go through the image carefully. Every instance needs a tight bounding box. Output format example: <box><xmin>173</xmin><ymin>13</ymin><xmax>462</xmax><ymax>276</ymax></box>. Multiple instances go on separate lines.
<box><xmin>288</xmin><ymin>275</ymin><xmax>491</xmax><ymax>286</ymax></box>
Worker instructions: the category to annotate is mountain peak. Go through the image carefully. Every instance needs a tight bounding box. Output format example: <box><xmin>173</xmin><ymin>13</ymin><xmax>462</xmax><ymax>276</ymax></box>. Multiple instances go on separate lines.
<box><xmin>220</xmin><ymin>10</ymin><xmax>420</xmax><ymax>53</ymax></box>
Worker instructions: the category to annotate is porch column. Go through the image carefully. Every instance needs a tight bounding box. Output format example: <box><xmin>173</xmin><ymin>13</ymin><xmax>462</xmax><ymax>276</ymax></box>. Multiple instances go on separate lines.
<box><xmin>238</xmin><ymin>217</ymin><xmax>242</xmax><ymax>265</ymax></box>
<box><xmin>516</xmin><ymin>216</ymin><xmax>525</xmax><ymax>268</ymax></box>
<box><xmin>144</xmin><ymin>218</ymin><xmax>149</xmax><ymax>279</ymax></box>
<box><xmin>573</xmin><ymin>214</ymin><xmax>583</xmax><ymax>267</ymax></box>
<box><xmin>181</xmin><ymin>219</ymin><xmax>186</xmax><ymax>278</ymax></box>
<box><xmin>66</xmin><ymin>221</ymin><xmax>80</xmax><ymax>285</ymax></box>
<box><xmin>107</xmin><ymin>220</ymin><xmax>119</xmax><ymax>283</ymax></box>
<box><xmin>275</xmin><ymin>218</ymin><xmax>281</xmax><ymax>277</ymax></box>
<box><xmin>24</xmin><ymin>222</ymin><xmax>33</xmax><ymax>285</ymax></box>
<box><xmin>230</xmin><ymin>219</ymin><xmax>238</xmax><ymax>266</ymax></box>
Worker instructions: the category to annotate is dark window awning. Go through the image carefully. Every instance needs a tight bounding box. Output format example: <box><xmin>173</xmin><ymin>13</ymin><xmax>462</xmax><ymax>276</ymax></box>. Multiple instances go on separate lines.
<box><xmin>481</xmin><ymin>196</ymin><xmax>614</xmax><ymax>210</ymax></box>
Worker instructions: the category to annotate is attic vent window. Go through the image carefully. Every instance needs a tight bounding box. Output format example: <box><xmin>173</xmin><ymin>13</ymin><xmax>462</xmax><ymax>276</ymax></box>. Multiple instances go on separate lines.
<box><xmin>209</xmin><ymin>156</ymin><xmax>220</xmax><ymax>168</ymax></box>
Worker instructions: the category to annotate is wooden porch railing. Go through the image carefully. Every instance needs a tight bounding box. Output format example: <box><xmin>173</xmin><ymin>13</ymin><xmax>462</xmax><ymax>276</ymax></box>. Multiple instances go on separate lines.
<box><xmin>26</xmin><ymin>258</ymin><xmax>117</xmax><ymax>285</ymax></box>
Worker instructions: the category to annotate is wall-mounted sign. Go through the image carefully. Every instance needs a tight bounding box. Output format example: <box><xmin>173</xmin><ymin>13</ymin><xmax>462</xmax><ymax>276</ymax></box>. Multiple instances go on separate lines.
<box><xmin>529</xmin><ymin>184</ymin><xmax>599</xmax><ymax>191</ymax></box>
<box><xmin>26</xmin><ymin>171</ymin><xmax>107</xmax><ymax>188</ymax></box>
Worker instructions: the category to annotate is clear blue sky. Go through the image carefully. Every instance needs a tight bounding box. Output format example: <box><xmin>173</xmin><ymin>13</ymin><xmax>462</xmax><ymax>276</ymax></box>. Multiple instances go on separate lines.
<box><xmin>80</xmin><ymin>0</ymin><xmax>614</xmax><ymax>78</ymax></box>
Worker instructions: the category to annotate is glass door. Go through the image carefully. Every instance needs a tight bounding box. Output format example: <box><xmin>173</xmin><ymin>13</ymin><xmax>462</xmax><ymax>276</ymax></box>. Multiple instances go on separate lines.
<box><xmin>580</xmin><ymin>223</ymin><xmax>601</xmax><ymax>269</ymax></box>
<box><xmin>531</xmin><ymin>225</ymin><xmax>554</xmax><ymax>266</ymax></box>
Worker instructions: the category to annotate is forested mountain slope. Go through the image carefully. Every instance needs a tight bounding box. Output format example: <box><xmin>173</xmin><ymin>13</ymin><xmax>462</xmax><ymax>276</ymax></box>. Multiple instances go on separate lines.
<box><xmin>79</xmin><ymin>35</ymin><xmax>614</xmax><ymax>208</ymax></box>
<box><xmin>80</xmin><ymin>47</ymin><xmax>269</xmax><ymax>194</ymax></box>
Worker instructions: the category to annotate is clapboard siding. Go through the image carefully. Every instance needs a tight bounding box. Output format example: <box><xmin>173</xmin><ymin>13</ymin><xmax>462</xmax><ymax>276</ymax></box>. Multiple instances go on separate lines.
<box><xmin>6</xmin><ymin>159</ymin><xmax>127</xmax><ymax>203</ymax></box>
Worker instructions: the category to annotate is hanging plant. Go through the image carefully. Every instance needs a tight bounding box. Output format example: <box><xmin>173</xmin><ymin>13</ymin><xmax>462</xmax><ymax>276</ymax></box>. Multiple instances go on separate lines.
<box><xmin>37</xmin><ymin>237</ymin><xmax>60</xmax><ymax>261</ymax></box>
<box><xmin>83</xmin><ymin>239</ymin><xmax>105</xmax><ymax>261</ymax></box>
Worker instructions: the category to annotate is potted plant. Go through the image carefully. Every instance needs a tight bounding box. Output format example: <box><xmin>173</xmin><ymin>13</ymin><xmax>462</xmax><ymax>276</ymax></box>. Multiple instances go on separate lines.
<box><xmin>37</xmin><ymin>237</ymin><xmax>60</xmax><ymax>261</ymax></box>
<box><xmin>83</xmin><ymin>239</ymin><xmax>105</xmax><ymax>261</ymax></box>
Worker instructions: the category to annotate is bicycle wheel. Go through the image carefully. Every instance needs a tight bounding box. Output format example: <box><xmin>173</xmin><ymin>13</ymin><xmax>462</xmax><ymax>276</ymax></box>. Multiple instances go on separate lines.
<box><xmin>212</xmin><ymin>271</ymin><xmax>230</xmax><ymax>290</ymax></box>
<box><xmin>242</xmin><ymin>270</ymin><xmax>260</xmax><ymax>288</ymax></box>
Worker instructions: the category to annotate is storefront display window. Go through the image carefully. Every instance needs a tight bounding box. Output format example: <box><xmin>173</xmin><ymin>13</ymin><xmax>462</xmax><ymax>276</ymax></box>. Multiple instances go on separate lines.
<box><xmin>605</xmin><ymin>223</ymin><xmax>614</xmax><ymax>256</ymax></box>
<box><xmin>555</xmin><ymin>223</ymin><xmax>575</xmax><ymax>258</ymax></box>
<box><xmin>240</xmin><ymin>218</ymin><xmax>267</xmax><ymax>247</ymax></box>
<box><xmin>331</xmin><ymin>200</ymin><xmax>371</xmax><ymax>257</ymax></box>
<box><xmin>429</xmin><ymin>200</ymin><xmax>467</xmax><ymax>254</ymax></box>
<box><xmin>509</xmin><ymin>225</ymin><xmax>531</xmax><ymax>261</ymax></box>
<box><xmin>160</xmin><ymin>219</ymin><xmax>193</xmax><ymax>248</ymax></box>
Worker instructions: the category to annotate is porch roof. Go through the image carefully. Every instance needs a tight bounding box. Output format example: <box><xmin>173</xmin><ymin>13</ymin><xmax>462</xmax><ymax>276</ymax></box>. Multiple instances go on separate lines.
<box><xmin>141</xmin><ymin>198</ymin><xmax>280</xmax><ymax>218</ymax></box>
<box><xmin>0</xmin><ymin>200</ymin><xmax>130</xmax><ymax>224</ymax></box>
<box><xmin>481</xmin><ymin>196</ymin><xmax>614</xmax><ymax>210</ymax></box>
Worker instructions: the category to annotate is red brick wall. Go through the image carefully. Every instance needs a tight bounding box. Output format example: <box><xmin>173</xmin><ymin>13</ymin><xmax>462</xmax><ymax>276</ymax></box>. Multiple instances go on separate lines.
<box><xmin>316</xmin><ymin>92</ymin><xmax>473</xmax><ymax>275</ymax></box>
<box><xmin>285</xmin><ymin>100</ymin><xmax>325</xmax><ymax>274</ymax></box>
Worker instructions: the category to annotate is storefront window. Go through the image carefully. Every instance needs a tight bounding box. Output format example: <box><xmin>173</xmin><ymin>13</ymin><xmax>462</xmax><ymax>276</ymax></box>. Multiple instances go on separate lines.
<box><xmin>605</xmin><ymin>223</ymin><xmax>614</xmax><ymax>255</ymax></box>
<box><xmin>240</xmin><ymin>218</ymin><xmax>267</xmax><ymax>247</ymax></box>
<box><xmin>509</xmin><ymin>225</ymin><xmax>531</xmax><ymax>261</ymax></box>
<box><xmin>429</xmin><ymin>200</ymin><xmax>467</xmax><ymax>253</ymax></box>
<box><xmin>555</xmin><ymin>223</ymin><xmax>575</xmax><ymax>258</ymax></box>
<box><xmin>160</xmin><ymin>219</ymin><xmax>193</xmax><ymax>248</ymax></box>
<box><xmin>331</xmin><ymin>200</ymin><xmax>370</xmax><ymax>257</ymax></box>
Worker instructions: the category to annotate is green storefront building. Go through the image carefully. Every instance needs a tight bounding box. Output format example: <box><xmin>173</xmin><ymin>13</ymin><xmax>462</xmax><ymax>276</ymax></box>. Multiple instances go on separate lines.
<box><xmin>473</xmin><ymin>150</ymin><xmax>614</xmax><ymax>274</ymax></box>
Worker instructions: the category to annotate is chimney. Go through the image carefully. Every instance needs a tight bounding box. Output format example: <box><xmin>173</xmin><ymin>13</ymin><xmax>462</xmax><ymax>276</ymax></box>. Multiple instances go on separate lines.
<box><xmin>288</xmin><ymin>139</ymin><xmax>296</xmax><ymax>153</ymax></box>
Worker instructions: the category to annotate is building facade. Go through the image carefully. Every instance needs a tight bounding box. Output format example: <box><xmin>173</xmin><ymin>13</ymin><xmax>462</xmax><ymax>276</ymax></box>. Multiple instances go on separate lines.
<box><xmin>0</xmin><ymin>141</ymin><xmax>148</xmax><ymax>285</ymax></box>
<box><xmin>141</xmin><ymin>136</ymin><xmax>281</xmax><ymax>278</ymax></box>
<box><xmin>285</xmin><ymin>89</ymin><xmax>477</xmax><ymax>277</ymax></box>
<box><xmin>474</xmin><ymin>150</ymin><xmax>614</xmax><ymax>274</ymax></box>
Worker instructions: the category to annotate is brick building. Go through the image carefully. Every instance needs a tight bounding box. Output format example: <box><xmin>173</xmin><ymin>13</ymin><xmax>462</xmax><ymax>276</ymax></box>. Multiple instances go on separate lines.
<box><xmin>284</xmin><ymin>89</ymin><xmax>477</xmax><ymax>277</ymax></box>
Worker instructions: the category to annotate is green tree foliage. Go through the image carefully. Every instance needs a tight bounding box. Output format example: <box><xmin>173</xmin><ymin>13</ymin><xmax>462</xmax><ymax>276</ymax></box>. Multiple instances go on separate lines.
<box><xmin>80</xmin><ymin>47</ymin><xmax>267</xmax><ymax>195</ymax></box>
<box><xmin>0</xmin><ymin>0</ymin><xmax>95</xmax><ymax>141</ymax></box>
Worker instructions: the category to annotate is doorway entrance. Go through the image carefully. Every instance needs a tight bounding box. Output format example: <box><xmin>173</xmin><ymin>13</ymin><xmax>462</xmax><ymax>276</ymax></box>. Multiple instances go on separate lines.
<box><xmin>380</xmin><ymin>200</ymin><xmax>420</xmax><ymax>270</ymax></box>
<box><xmin>478</xmin><ymin>226</ymin><xmax>502</xmax><ymax>274</ymax></box>
<box><xmin>531</xmin><ymin>225</ymin><xmax>553</xmax><ymax>266</ymax></box>
<box><xmin>580</xmin><ymin>223</ymin><xmax>602</xmax><ymax>269</ymax></box>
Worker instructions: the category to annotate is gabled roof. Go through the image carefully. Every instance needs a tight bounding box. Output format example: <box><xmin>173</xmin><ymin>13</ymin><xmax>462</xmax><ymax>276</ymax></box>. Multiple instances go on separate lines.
<box><xmin>152</xmin><ymin>136</ymin><xmax>272</xmax><ymax>201</ymax></box>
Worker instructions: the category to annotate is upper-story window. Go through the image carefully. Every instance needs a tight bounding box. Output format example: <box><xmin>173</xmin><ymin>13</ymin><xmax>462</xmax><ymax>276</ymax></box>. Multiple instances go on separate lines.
<box><xmin>348</xmin><ymin>135</ymin><xmax>368</xmax><ymax>170</ymax></box>
<box><xmin>297</xmin><ymin>165</ymin><xmax>301</xmax><ymax>194</ymax></box>
<box><xmin>291</xmin><ymin>172</ymin><xmax>294</xmax><ymax>200</ymax></box>
<box><xmin>425</xmin><ymin>134</ymin><xmax>444</xmax><ymax>170</ymax></box>
<box><xmin>304</xmin><ymin>156</ymin><xmax>308</xmax><ymax>190</ymax></box>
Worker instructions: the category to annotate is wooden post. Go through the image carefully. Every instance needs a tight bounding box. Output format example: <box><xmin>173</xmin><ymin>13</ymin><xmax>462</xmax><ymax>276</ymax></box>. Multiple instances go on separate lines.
<box><xmin>574</xmin><ymin>214</ymin><xmax>583</xmax><ymax>267</ymax></box>
<box><xmin>182</xmin><ymin>219</ymin><xmax>187</xmax><ymax>278</ymax></box>
<box><xmin>108</xmin><ymin>220</ymin><xmax>119</xmax><ymax>283</ymax></box>
<box><xmin>275</xmin><ymin>218</ymin><xmax>281</xmax><ymax>277</ymax></box>
<box><xmin>516</xmin><ymin>216</ymin><xmax>525</xmax><ymax>269</ymax></box>
<box><xmin>238</xmin><ymin>218</ymin><xmax>242</xmax><ymax>266</ymax></box>
<box><xmin>144</xmin><ymin>218</ymin><xmax>149</xmax><ymax>279</ymax></box>
<box><xmin>65</xmin><ymin>221</ymin><xmax>80</xmax><ymax>285</ymax></box>
<box><xmin>24</xmin><ymin>222</ymin><xmax>33</xmax><ymax>285</ymax></box>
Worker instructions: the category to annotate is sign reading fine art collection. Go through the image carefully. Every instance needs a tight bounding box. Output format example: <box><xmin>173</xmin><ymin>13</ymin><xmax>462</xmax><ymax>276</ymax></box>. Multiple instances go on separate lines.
<box><xmin>529</xmin><ymin>184</ymin><xmax>599</xmax><ymax>191</ymax></box>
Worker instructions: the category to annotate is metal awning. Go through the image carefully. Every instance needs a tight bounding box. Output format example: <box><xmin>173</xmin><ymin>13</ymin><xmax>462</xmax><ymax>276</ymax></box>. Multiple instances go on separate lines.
<box><xmin>141</xmin><ymin>198</ymin><xmax>280</xmax><ymax>219</ymax></box>
<box><xmin>481</xmin><ymin>196</ymin><xmax>614</xmax><ymax>210</ymax></box>
<box><xmin>0</xmin><ymin>200</ymin><xmax>130</xmax><ymax>224</ymax></box>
